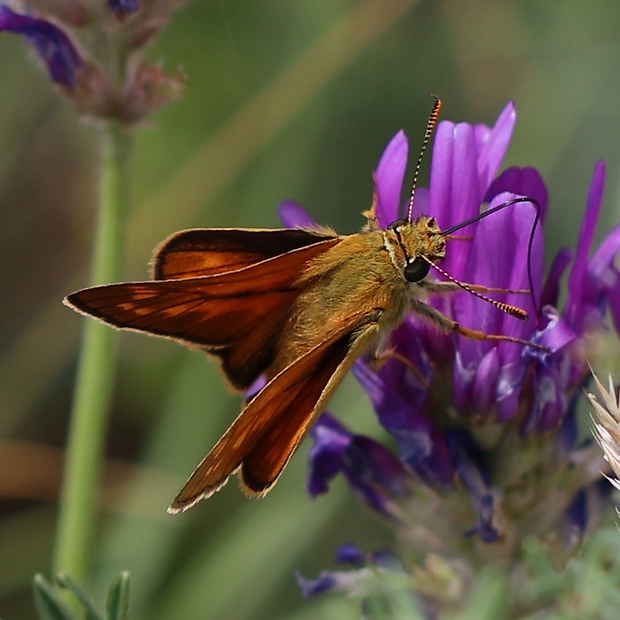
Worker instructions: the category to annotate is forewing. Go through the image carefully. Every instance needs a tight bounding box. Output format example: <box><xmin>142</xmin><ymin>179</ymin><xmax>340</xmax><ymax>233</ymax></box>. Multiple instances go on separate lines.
<box><xmin>65</xmin><ymin>238</ymin><xmax>340</xmax><ymax>389</ymax></box>
<box><xmin>153</xmin><ymin>228</ymin><xmax>335</xmax><ymax>279</ymax></box>
<box><xmin>168</xmin><ymin>310</ymin><xmax>381</xmax><ymax>512</ymax></box>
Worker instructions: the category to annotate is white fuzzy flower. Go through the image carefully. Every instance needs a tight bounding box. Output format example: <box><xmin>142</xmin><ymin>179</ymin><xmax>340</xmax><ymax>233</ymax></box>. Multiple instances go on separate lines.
<box><xmin>588</xmin><ymin>373</ymin><xmax>620</xmax><ymax>490</ymax></box>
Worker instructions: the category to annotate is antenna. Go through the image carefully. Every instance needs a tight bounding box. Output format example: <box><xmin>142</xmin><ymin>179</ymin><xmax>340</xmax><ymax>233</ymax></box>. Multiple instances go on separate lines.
<box><xmin>406</xmin><ymin>96</ymin><xmax>442</xmax><ymax>223</ymax></box>
<box><xmin>421</xmin><ymin>256</ymin><xmax>528</xmax><ymax>320</ymax></box>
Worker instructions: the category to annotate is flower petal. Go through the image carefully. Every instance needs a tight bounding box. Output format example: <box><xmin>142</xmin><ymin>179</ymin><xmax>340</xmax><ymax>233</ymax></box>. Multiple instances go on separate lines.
<box><xmin>374</xmin><ymin>130</ymin><xmax>409</xmax><ymax>227</ymax></box>
<box><xmin>484</xmin><ymin>166</ymin><xmax>549</xmax><ymax>221</ymax></box>
<box><xmin>308</xmin><ymin>414</ymin><xmax>408</xmax><ymax>517</ymax></box>
<box><xmin>565</xmin><ymin>161</ymin><xmax>606</xmax><ymax>330</ymax></box>
<box><xmin>541</xmin><ymin>248</ymin><xmax>573</xmax><ymax>308</ymax></box>
<box><xmin>296</xmin><ymin>571</ymin><xmax>339</xmax><ymax>597</ymax></box>
<box><xmin>307</xmin><ymin>414</ymin><xmax>351</xmax><ymax>496</ymax></box>
<box><xmin>0</xmin><ymin>6</ymin><xmax>82</xmax><ymax>87</ymax></box>
<box><xmin>335</xmin><ymin>543</ymin><xmax>365</xmax><ymax>565</ymax></box>
<box><xmin>278</xmin><ymin>199</ymin><xmax>318</xmax><ymax>228</ymax></box>
<box><xmin>108</xmin><ymin>0</ymin><xmax>141</xmax><ymax>14</ymax></box>
<box><xmin>470</xmin><ymin>348</ymin><xmax>501</xmax><ymax>412</ymax></box>
<box><xmin>447</xmin><ymin>429</ymin><xmax>501</xmax><ymax>543</ymax></box>
<box><xmin>476</xmin><ymin>101</ymin><xmax>517</xmax><ymax>189</ymax></box>
<box><xmin>354</xmin><ymin>361</ymin><xmax>454</xmax><ymax>484</ymax></box>
<box><xmin>429</xmin><ymin>121</ymin><xmax>480</xmax><ymax>233</ymax></box>
<box><xmin>452</xmin><ymin>192</ymin><xmax>543</xmax><ymax>419</ymax></box>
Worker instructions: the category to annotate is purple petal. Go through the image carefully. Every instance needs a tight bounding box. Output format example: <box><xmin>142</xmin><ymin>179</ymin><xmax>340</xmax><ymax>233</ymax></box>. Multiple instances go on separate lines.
<box><xmin>464</xmin><ymin>494</ymin><xmax>501</xmax><ymax>543</ymax></box>
<box><xmin>429</xmin><ymin>120</ymin><xmax>481</xmax><ymax>233</ymax></box>
<box><xmin>476</xmin><ymin>101</ymin><xmax>517</xmax><ymax>189</ymax></box>
<box><xmin>353</xmin><ymin>361</ymin><xmax>454</xmax><ymax>484</ymax></box>
<box><xmin>374</xmin><ymin>130</ymin><xmax>409</xmax><ymax>227</ymax></box>
<box><xmin>588</xmin><ymin>223</ymin><xmax>620</xmax><ymax>331</ymax></box>
<box><xmin>335</xmin><ymin>543</ymin><xmax>365</xmax><ymax>565</ymax></box>
<box><xmin>108</xmin><ymin>0</ymin><xmax>141</xmax><ymax>14</ymax></box>
<box><xmin>533</xmin><ymin>307</ymin><xmax>577</xmax><ymax>354</ymax></box>
<box><xmin>296</xmin><ymin>571</ymin><xmax>338</xmax><ymax>597</ymax></box>
<box><xmin>0</xmin><ymin>7</ymin><xmax>82</xmax><ymax>87</ymax></box>
<box><xmin>589</xmin><ymin>223</ymin><xmax>620</xmax><ymax>281</ymax></box>
<box><xmin>296</xmin><ymin>561</ymin><xmax>404</xmax><ymax>599</ymax></box>
<box><xmin>541</xmin><ymin>248</ymin><xmax>573</xmax><ymax>308</ymax></box>
<box><xmin>566</xmin><ymin>489</ymin><xmax>588</xmax><ymax>532</ymax></box>
<box><xmin>307</xmin><ymin>414</ymin><xmax>351</xmax><ymax>496</ymax></box>
<box><xmin>446</xmin><ymin>429</ymin><xmax>501</xmax><ymax>543</ymax></box>
<box><xmin>408</xmin><ymin>186</ymin><xmax>429</xmax><ymax>219</ymax></box>
<box><xmin>605</xmin><ymin>280</ymin><xmax>620</xmax><ymax>334</ymax></box>
<box><xmin>565</xmin><ymin>161</ymin><xmax>606</xmax><ymax>329</ymax></box>
<box><xmin>484</xmin><ymin>166</ymin><xmax>549</xmax><ymax>222</ymax></box>
<box><xmin>523</xmin><ymin>363</ymin><xmax>567</xmax><ymax>432</ymax></box>
<box><xmin>278</xmin><ymin>199</ymin><xmax>318</xmax><ymax>228</ymax></box>
<box><xmin>469</xmin><ymin>349</ymin><xmax>501</xmax><ymax>412</ymax></box>
<box><xmin>347</xmin><ymin>436</ymin><xmax>408</xmax><ymax>495</ymax></box>
<box><xmin>245</xmin><ymin>375</ymin><xmax>267</xmax><ymax>399</ymax></box>
<box><xmin>446</xmin><ymin>428</ymin><xmax>490</xmax><ymax>488</ymax></box>
<box><xmin>428</xmin><ymin>104</ymin><xmax>518</xmax><ymax>280</ymax></box>
<box><xmin>556</xmin><ymin>400</ymin><xmax>578</xmax><ymax>456</ymax></box>
<box><xmin>365</xmin><ymin>322</ymin><xmax>431</xmax><ymax>407</ymax></box>
<box><xmin>344</xmin><ymin>438</ymin><xmax>409</xmax><ymax>518</ymax></box>
<box><xmin>452</xmin><ymin>193</ymin><xmax>542</xmax><ymax>418</ymax></box>
<box><xmin>307</xmin><ymin>415</ymin><xmax>408</xmax><ymax>516</ymax></box>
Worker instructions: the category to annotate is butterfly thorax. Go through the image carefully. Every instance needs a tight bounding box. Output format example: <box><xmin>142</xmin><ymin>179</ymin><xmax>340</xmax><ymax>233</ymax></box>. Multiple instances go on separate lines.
<box><xmin>271</xmin><ymin>224</ymin><xmax>439</xmax><ymax>374</ymax></box>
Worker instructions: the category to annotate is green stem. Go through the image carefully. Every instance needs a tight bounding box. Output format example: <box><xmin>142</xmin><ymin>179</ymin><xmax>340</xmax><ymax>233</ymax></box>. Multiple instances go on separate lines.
<box><xmin>53</xmin><ymin>122</ymin><xmax>132</xmax><ymax>585</ymax></box>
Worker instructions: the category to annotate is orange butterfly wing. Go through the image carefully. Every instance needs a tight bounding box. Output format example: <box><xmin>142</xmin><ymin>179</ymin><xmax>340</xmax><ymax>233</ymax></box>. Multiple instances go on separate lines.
<box><xmin>153</xmin><ymin>228</ymin><xmax>335</xmax><ymax>279</ymax></box>
<box><xmin>65</xmin><ymin>238</ymin><xmax>340</xmax><ymax>390</ymax></box>
<box><xmin>168</xmin><ymin>308</ymin><xmax>382</xmax><ymax>512</ymax></box>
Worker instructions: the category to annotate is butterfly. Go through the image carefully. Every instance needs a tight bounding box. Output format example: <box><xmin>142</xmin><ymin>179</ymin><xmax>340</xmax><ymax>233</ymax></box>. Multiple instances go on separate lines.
<box><xmin>65</xmin><ymin>98</ymin><xmax>543</xmax><ymax>512</ymax></box>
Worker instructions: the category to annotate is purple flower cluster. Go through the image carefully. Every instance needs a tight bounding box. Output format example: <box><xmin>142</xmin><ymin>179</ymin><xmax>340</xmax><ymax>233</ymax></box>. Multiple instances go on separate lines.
<box><xmin>283</xmin><ymin>103</ymin><xmax>620</xmax><ymax>607</ymax></box>
<box><xmin>0</xmin><ymin>2</ymin><xmax>185</xmax><ymax>122</ymax></box>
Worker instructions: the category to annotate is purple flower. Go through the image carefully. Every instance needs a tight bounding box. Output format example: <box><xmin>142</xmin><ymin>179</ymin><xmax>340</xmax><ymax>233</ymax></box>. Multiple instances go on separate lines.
<box><xmin>307</xmin><ymin>413</ymin><xmax>408</xmax><ymax>519</ymax></box>
<box><xmin>0</xmin><ymin>2</ymin><xmax>186</xmax><ymax>123</ymax></box>
<box><xmin>0</xmin><ymin>6</ymin><xmax>82</xmax><ymax>87</ymax></box>
<box><xmin>296</xmin><ymin>545</ymin><xmax>407</xmax><ymax>600</ymax></box>
<box><xmin>108</xmin><ymin>0</ymin><xmax>141</xmax><ymax>15</ymax></box>
<box><xmin>292</xmin><ymin>103</ymin><xmax>620</xmax><ymax>611</ymax></box>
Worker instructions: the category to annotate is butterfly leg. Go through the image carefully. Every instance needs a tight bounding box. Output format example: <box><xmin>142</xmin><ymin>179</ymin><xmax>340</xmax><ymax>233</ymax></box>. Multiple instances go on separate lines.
<box><xmin>410</xmin><ymin>299</ymin><xmax>548</xmax><ymax>350</ymax></box>
<box><xmin>421</xmin><ymin>280</ymin><xmax>530</xmax><ymax>295</ymax></box>
<box><xmin>366</xmin><ymin>348</ymin><xmax>430</xmax><ymax>388</ymax></box>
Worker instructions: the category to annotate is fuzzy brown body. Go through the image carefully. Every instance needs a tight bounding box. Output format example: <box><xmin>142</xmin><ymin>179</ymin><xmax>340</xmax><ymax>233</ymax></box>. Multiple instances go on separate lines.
<box><xmin>273</xmin><ymin>218</ymin><xmax>445</xmax><ymax>375</ymax></box>
<box><xmin>273</xmin><ymin>233</ymin><xmax>405</xmax><ymax>373</ymax></box>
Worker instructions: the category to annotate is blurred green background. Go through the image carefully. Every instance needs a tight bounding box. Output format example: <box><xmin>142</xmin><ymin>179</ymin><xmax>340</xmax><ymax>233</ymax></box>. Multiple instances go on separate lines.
<box><xmin>2</xmin><ymin>0</ymin><xmax>620</xmax><ymax>618</ymax></box>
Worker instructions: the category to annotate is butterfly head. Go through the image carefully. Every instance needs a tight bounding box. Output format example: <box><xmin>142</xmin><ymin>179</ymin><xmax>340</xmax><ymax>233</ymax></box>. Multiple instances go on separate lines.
<box><xmin>385</xmin><ymin>215</ymin><xmax>446</xmax><ymax>283</ymax></box>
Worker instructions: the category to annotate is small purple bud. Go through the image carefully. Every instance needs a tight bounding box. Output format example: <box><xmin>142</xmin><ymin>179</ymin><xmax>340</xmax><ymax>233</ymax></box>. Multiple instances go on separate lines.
<box><xmin>295</xmin><ymin>571</ymin><xmax>337</xmax><ymax>598</ymax></box>
<box><xmin>335</xmin><ymin>543</ymin><xmax>365</xmax><ymax>565</ymax></box>
<box><xmin>108</xmin><ymin>0</ymin><xmax>140</xmax><ymax>15</ymax></box>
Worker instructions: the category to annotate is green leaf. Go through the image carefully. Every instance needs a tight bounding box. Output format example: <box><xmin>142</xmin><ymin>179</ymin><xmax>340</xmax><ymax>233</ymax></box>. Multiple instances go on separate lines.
<box><xmin>105</xmin><ymin>571</ymin><xmax>130</xmax><ymax>620</ymax></box>
<box><xmin>32</xmin><ymin>574</ymin><xmax>75</xmax><ymax>620</ymax></box>
<box><xmin>55</xmin><ymin>573</ymin><xmax>102</xmax><ymax>620</ymax></box>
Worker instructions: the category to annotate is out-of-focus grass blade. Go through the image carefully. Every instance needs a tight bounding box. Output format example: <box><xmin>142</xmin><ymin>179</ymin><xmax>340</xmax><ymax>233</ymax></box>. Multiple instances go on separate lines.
<box><xmin>55</xmin><ymin>573</ymin><xmax>102</xmax><ymax>620</ymax></box>
<box><xmin>32</xmin><ymin>574</ymin><xmax>75</xmax><ymax>620</ymax></box>
<box><xmin>105</xmin><ymin>571</ymin><xmax>130</xmax><ymax>620</ymax></box>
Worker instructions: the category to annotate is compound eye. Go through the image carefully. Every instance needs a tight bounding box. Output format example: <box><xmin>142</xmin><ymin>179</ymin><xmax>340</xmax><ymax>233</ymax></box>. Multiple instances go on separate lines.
<box><xmin>404</xmin><ymin>257</ymin><xmax>430</xmax><ymax>282</ymax></box>
<box><xmin>388</xmin><ymin>219</ymin><xmax>407</xmax><ymax>230</ymax></box>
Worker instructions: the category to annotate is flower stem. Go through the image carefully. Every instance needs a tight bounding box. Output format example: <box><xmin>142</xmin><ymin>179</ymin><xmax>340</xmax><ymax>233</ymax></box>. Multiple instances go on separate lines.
<box><xmin>53</xmin><ymin>121</ymin><xmax>132</xmax><ymax>584</ymax></box>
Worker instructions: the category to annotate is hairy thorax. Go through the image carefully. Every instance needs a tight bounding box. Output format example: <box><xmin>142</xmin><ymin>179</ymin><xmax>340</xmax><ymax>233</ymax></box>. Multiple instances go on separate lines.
<box><xmin>271</xmin><ymin>231</ymin><xmax>414</xmax><ymax>374</ymax></box>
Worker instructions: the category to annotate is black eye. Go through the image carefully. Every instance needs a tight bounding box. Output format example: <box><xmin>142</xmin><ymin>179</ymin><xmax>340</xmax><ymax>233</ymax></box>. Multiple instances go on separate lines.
<box><xmin>388</xmin><ymin>219</ymin><xmax>407</xmax><ymax>230</ymax></box>
<box><xmin>404</xmin><ymin>257</ymin><xmax>430</xmax><ymax>282</ymax></box>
